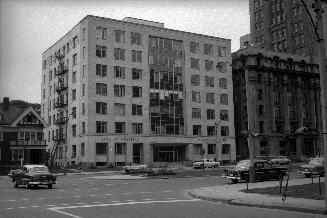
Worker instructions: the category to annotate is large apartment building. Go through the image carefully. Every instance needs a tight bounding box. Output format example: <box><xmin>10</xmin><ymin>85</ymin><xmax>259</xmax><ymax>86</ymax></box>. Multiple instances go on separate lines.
<box><xmin>41</xmin><ymin>16</ymin><xmax>235</xmax><ymax>167</ymax></box>
<box><xmin>250</xmin><ymin>0</ymin><xmax>320</xmax><ymax>57</ymax></box>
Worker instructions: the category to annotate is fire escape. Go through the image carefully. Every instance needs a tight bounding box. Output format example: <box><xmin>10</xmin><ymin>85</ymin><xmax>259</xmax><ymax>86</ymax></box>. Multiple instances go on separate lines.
<box><xmin>49</xmin><ymin>51</ymin><xmax>69</xmax><ymax>165</ymax></box>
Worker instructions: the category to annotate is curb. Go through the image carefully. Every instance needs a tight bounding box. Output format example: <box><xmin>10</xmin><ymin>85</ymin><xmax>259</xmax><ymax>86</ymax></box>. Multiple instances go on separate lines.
<box><xmin>188</xmin><ymin>191</ymin><xmax>327</xmax><ymax>215</ymax></box>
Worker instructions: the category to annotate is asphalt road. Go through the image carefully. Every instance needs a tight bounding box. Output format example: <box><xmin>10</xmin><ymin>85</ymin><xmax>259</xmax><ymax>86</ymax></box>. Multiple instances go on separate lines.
<box><xmin>0</xmin><ymin>166</ymin><xmax>319</xmax><ymax>218</ymax></box>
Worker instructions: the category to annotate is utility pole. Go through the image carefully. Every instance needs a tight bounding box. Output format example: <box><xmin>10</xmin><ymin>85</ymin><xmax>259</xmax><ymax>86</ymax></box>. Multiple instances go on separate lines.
<box><xmin>312</xmin><ymin>0</ymin><xmax>327</xmax><ymax>213</ymax></box>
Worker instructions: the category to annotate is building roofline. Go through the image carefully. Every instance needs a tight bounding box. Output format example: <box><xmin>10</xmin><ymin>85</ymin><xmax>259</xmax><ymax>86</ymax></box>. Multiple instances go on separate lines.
<box><xmin>43</xmin><ymin>15</ymin><xmax>231</xmax><ymax>55</ymax></box>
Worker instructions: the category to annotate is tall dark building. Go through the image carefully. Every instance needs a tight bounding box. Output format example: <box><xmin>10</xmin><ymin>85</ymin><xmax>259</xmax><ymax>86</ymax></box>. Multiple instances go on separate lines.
<box><xmin>250</xmin><ymin>0</ymin><xmax>319</xmax><ymax>57</ymax></box>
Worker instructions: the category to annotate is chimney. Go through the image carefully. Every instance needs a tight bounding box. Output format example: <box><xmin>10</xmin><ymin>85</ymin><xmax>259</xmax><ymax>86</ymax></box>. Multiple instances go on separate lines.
<box><xmin>3</xmin><ymin>97</ymin><xmax>9</xmax><ymax>110</ymax></box>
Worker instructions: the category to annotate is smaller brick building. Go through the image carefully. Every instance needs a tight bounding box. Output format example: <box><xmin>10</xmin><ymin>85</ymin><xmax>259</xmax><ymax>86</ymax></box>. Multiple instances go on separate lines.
<box><xmin>0</xmin><ymin>97</ymin><xmax>47</xmax><ymax>166</ymax></box>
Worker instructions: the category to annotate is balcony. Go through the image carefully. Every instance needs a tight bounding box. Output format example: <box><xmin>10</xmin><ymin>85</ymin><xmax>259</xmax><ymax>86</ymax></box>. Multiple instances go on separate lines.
<box><xmin>53</xmin><ymin>134</ymin><xmax>66</xmax><ymax>142</ymax></box>
<box><xmin>55</xmin><ymin>83</ymin><xmax>68</xmax><ymax>92</ymax></box>
<box><xmin>54</xmin><ymin>116</ymin><xmax>69</xmax><ymax>125</ymax></box>
<box><xmin>10</xmin><ymin>140</ymin><xmax>46</xmax><ymax>147</ymax></box>
<box><xmin>55</xmin><ymin>66</ymin><xmax>68</xmax><ymax>76</ymax></box>
<box><xmin>54</xmin><ymin>100</ymin><xmax>68</xmax><ymax>108</ymax></box>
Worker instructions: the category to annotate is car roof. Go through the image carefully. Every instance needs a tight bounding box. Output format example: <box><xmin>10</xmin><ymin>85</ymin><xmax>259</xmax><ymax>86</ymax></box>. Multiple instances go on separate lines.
<box><xmin>23</xmin><ymin>165</ymin><xmax>48</xmax><ymax>169</ymax></box>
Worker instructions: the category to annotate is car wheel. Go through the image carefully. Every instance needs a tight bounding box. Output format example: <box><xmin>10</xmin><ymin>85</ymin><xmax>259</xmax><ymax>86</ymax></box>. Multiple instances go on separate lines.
<box><xmin>214</xmin><ymin>164</ymin><xmax>218</xmax><ymax>168</ymax></box>
<box><xmin>305</xmin><ymin>174</ymin><xmax>311</xmax><ymax>178</ymax></box>
<box><xmin>48</xmin><ymin>184</ymin><xmax>53</xmax><ymax>189</ymax></box>
<box><xmin>231</xmin><ymin>179</ymin><xmax>238</xmax><ymax>184</ymax></box>
<box><xmin>26</xmin><ymin>184</ymin><xmax>31</xmax><ymax>189</ymax></box>
<box><xmin>275</xmin><ymin>162</ymin><xmax>279</xmax><ymax>166</ymax></box>
<box><xmin>14</xmin><ymin>182</ymin><xmax>18</xmax><ymax>188</ymax></box>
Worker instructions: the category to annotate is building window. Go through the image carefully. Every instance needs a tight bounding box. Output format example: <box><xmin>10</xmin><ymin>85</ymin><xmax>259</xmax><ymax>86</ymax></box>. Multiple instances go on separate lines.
<box><xmin>72</xmin><ymin>125</ymin><xmax>76</xmax><ymax>137</ymax></box>
<box><xmin>114</xmin><ymin>48</ymin><xmax>125</xmax><ymax>61</ymax></box>
<box><xmin>204</xmin><ymin>44</ymin><xmax>213</xmax><ymax>55</ymax></box>
<box><xmin>192</xmin><ymin>108</ymin><xmax>201</xmax><ymax>119</ymax></box>
<box><xmin>72</xmin><ymin>107</ymin><xmax>76</xmax><ymax>118</ymax></box>
<box><xmin>114</xmin><ymin>66</ymin><xmax>125</xmax><ymax>79</ymax></box>
<box><xmin>220</xmin><ymin>110</ymin><xmax>229</xmax><ymax>121</ymax></box>
<box><xmin>114</xmin><ymin>103</ymin><xmax>125</xmax><ymax>116</ymax></box>
<box><xmin>218</xmin><ymin>46</ymin><xmax>226</xmax><ymax>57</ymax></box>
<box><xmin>191</xmin><ymin>75</ymin><xmax>200</xmax><ymax>86</ymax></box>
<box><xmin>132</xmin><ymin>68</ymin><xmax>142</xmax><ymax>80</ymax></box>
<box><xmin>206</xmin><ymin>93</ymin><xmax>215</xmax><ymax>104</ymax></box>
<box><xmin>115</xmin><ymin>143</ymin><xmax>126</xmax><ymax>155</ymax></box>
<box><xmin>222</xmin><ymin>144</ymin><xmax>230</xmax><ymax>154</ymax></box>
<box><xmin>73</xmin><ymin>36</ymin><xmax>77</xmax><ymax>48</ymax></box>
<box><xmin>96</xmin><ymin>143</ymin><xmax>107</xmax><ymax>155</ymax></box>
<box><xmin>132</xmin><ymin>50</ymin><xmax>142</xmax><ymax>63</ymax></box>
<box><xmin>96</xmin><ymin>64</ymin><xmax>107</xmax><ymax>77</ymax></box>
<box><xmin>190</xmin><ymin>42</ymin><xmax>199</xmax><ymax>53</ymax></box>
<box><xmin>114</xmin><ymin>85</ymin><xmax>125</xmax><ymax>97</ymax></box>
<box><xmin>191</xmin><ymin>58</ymin><xmax>200</xmax><ymax>69</ymax></box>
<box><xmin>259</xmin><ymin>105</ymin><xmax>264</xmax><ymax>115</ymax></box>
<box><xmin>219</xmin><ymin>78</ymin><xmax>227</xmax><ymax>89</ymax></box>
<box><xmin>207</xmin><ymin>126</ymin><xmax>215</xmax><ymax>136</ymax></box>
<box><xmin>132</xmin><ymin>123</ymin><xmax>143</xmax><ymax>134</ymax></box>
<box><xmin>96</xmin><ymin>27</ymin><xmax>107</xmax><ymax>40</ymax></box>
<box><xmin>82</xmin><ymin>84</ymin><xmax>85</xmax><ymax>96</ymax></box>
<box><xmin>115</xmin><ymin>30</ymin><xmax>125</xmax><ymax>43</ymax></box>
<box><xmin>72</xmin><ymin>145</ymin><xmax>76</xmax><ymax>158</ymax></box>
<box><xmin>259</xmin><ymin>121</ymin><xmax>264</xmax><ymax>133</ymax></box>
<box><xmin>115</xmin><ymin>122</ymin><xmax>125</xmax><ymax>134</ymax></box>
<box><xmin>207</xmin><ymin>109</ymin><xmax>215</xmax><ymax>120</ymax></box>
<box><xmin>82</xmin><ymin>47</ymin><xmax>85</xmax><ymax>59</ymax></box>
<box><xmin>221</xmin><ymin>126</ymin><xmax>229</xmax><ymax>136</ymax></box>
<box><xmin>96</xmin><ymin>121</ymin><xmax>107</xmax><ymax>133</ymax></box>
<box><xmin>96</xmin><ymin>45</ymin><xmax>107</xmax><ymax>58</ymax></box>
<box><xmin>72</xmin><ymin>71</ymin><xmax>76</xmax><ymax>83</ymax></box>
<box><xmin>73</xmin><ymin>54</ymin><xmax>77</xmax><ymax>66</ymax></box>
<box><xmin>193</xmin><ymin>125</ymin><xmax>201</xmax><ymax>136</ymax></box>
<box><xmin>131</xmin><ymin>32</ymin><xmax>142</xmax><ymax>45</ymax></box>
<box><xmin>83</xmin><ymin>65</ymin><xmax>86</xmax><ymax>77</ymax></box>
<box><xmin>205</xmin><ymin>60</ymin><xmax>213</xmax><ymax>71</ymax></box>
<box><xmin>82</xmin><ymin>103</ymin><xmax>85</xmax><ymax>115</ymax></box>
<box><xmin>192</xmin><ymin>91</ymin><xmax>201</xmax><ymax>103</ymax></box>
<box><xmin>96</xmin><ymin>83</ymin><xmax>107</xmax><ymax>96</ymax></box>
<box><xmin>220</xmin><ymin>94</ymin><xmax>228</xmax><ymax>105</ymax></box>
<box><xmin>12</xmin><ymin>149</ymin><xmax>24</xmax><ymax>161</ymax></box>
<box><xmin>72</xmin><ymin>89</ymin><xmax>76</xmax><ymax>101</ymax></box>
<box><xmin>82</xmin><ymin>122</ymin><xmax>85</xmax><ymax>135</ymax></box>
<box><xmin>208</xmin><ymin>144</ymin><xmax>216</xmax><ymax>154</ymax></box>
<box><xmin>132</xmin><ymin>86</ymin><xmax>142</xmax><ymax>97</ymax></box>
<box><xmin>205</xmin><ymin>76</ymin><xmax>214</xmax><ymax>87</ymax></box>
<box><xmin>81</xmin><ymin>143</ymin><xmax>85</xmax><ymax>156</ymax></box>
<box><xmin>96</xmin><ymin>102</ymin><xmax>107</xmax><ymax>114</ymax></box>
<box><xmin>132</xmin><ymin>104</ymin><xmax>142</xmax><ymax>116</ymax></box>
<box><xmin>82</xmin><ymin>28</ymin><xmax>85</xmax><ymax>41</ymax></box>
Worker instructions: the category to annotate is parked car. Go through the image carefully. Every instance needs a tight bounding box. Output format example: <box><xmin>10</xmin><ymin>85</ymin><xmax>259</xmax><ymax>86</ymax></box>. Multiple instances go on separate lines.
<box><xmin>299</xmin><ymin>157</ymin><xmax>325</xmax><ymax>178</ymax></box>
<box><xmin>8</xmin><ymin>165</ymin><xmax>57</xmax><ymax>189</ymax></box>
<box><xmin>269</xmin><ymin>156</ymin><xmax>290</xmax><ymax>165</ymax></box>
<box><xmin>222</xmin><ymin>159</ymin><xmax>287</xmax><ymax>183</ymax></box>
<box><xmin>192</xmin><ymin>159</ymin><xmax>220</xmax><ymax>169</ymax></box>
<box><xmin>123</xmin><ymin>164</ymin><xmax>147</xmax><ymax>174</ymax></box>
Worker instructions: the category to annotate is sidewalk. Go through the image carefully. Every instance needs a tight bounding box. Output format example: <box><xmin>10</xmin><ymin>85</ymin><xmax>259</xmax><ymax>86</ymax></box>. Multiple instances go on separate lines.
<box><xmin>189</xmin><ymin>177</ymin><xmax>326</xmax><ymax>215</ymax></box>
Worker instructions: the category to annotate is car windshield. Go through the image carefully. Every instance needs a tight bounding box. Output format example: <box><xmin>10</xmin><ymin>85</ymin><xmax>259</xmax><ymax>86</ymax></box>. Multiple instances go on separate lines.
<box><xmin>236</xmin><ymin>161</ymin><xmax>249</xmax><ymax>169</ymax></box>
<box><xmin>29</xmin><ymin>167</ymin><xmax>49</xmax><ymax>173</ymax></box>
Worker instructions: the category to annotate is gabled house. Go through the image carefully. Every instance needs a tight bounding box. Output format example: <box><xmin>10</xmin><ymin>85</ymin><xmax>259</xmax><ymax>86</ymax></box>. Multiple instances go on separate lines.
<box><xmin>0</xmin><ymin>97</ymin><xmax>47</xmax><ymax>166</ymax></box>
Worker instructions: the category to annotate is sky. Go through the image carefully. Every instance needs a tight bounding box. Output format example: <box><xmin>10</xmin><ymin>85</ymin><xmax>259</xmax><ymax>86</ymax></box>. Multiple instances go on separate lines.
<box><xmin>0</xmin><ymin>0</ymin><xmax>250</xmax><ymax>104</ymax></box>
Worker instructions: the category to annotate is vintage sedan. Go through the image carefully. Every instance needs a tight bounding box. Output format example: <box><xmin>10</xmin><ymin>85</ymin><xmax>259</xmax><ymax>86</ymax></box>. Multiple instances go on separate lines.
<box><xmin>269</xmin><ymin>156</ymin><xmax>290</xmax><ymax>165</ymax></box>
<box><xmin>222</xmin><ymin>159</ymin><xmax>287</xmax><ymax>183</ymax></box>
<box><xmin>192</xmin><ymin>159</ymin><xmax>220</xmax><ymax>169</ymax></box>
<box><xmin>9</xmin><ymin>165</ymin><xmax>57</xmax><ymax>189</ymax></box>
<box><xmin>299</xmin><ymin>157</ymin><xmax>325</xmax><ymax>178</ymax></box>
<box><xmin>123</xmin><ymin>164</ymin><xmax>148</xmax><ymax>174</ymax></box>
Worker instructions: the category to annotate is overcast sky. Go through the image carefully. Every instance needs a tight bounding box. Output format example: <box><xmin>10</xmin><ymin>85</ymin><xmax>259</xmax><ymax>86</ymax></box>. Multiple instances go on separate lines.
<box><xmin>0</xmin><ymin>0</ymin><xmax>250</xmax><ymax>103</ymax></box>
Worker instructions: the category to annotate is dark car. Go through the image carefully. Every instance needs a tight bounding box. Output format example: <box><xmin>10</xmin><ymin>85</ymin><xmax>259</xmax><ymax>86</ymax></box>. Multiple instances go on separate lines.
<box><xmin>299</xmin><ymin>157</ymin><xmax>325</xmax><ymax>178</ymax></box>
<box><xmin>9</xmin><ymin>165</ymin><xmax>57</xmax><ymax>189</ymax></box>
<box><xmin>222</xmin><ymin>159</ymin><xmax>287</xmax><ymax>183</ymax></box>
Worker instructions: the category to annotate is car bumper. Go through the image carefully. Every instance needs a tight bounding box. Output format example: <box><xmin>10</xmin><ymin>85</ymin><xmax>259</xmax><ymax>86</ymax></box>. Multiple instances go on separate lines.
<box><xmin>28</xmin><ymin>181</ymin><xmax>56</xmax><ymax>185</ymax></box>
<box><xmin>222</xmin><ymin>175</ymin><xmax>241</xmax><ymax>180</ymax></box>
<box><xmin>298</xmin><ymin>170</ymin><xmax>320</xmax><ymax>175</ymax></box>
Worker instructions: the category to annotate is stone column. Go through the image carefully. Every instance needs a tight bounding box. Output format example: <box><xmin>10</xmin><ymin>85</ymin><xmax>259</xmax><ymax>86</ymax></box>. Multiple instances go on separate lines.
<box><xmin>187</xmin><ymin>144</ymin><xmax>194</xmax><ymax>161</ymax></box>
<box><xmin>143</xmin><ymin>142</ymin><xmax>151</xmax><ymax>165</ymax></box>
<box><xmin>282</xmin><ymin>74</ymin><xmax>290</xmax><ymax>132</ymax></box>
<box><xmin>308</xmin><ymin>79</ymin><xmax>316</xmax><ymax>128</ymax></box>
<box><xmin>296</xmin><ymin>135</ymin><xmax>304</xmax><ymax>160</ymax></box>
<box><xmin>126</xmin><ymin>142</ymin><xmax>133</xmax><ymax>164</ymax></box>
<box><xmin>203</xmin><ymin>143</ymin><xmax>208</xmax><ymax>158</ymax></box>
<box><xmin>296</xmin><ymin>76</ymin><xmax>304</xmax><ymax>128</ymax></box>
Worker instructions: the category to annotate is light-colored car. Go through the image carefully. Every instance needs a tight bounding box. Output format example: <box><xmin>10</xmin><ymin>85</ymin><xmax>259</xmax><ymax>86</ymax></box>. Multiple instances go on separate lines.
<box><xmin>269</xmin><ymin>156</ymin><xmax>290</xmax><ymax>165</ymax></box>
<box><xmin>192</xmin><ymin>159</ymin><xmax>220</xmax><ymax>169</ymax></box>
<box><xmin>299</xmin><ymin>157</ymin><xmax>325</xmax><ymax>178</ymax></box>
<box><xmin>123</xmin><ymin>164</ymin><xmax>147</xmax><ymax>174</ymax></box>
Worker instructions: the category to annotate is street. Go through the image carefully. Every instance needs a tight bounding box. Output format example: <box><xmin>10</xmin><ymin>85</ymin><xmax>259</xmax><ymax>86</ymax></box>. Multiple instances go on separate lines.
<box><xmin>0</xmin><ymin>167</ymin><xmax>323</xmax><ymax>218</ymax></box>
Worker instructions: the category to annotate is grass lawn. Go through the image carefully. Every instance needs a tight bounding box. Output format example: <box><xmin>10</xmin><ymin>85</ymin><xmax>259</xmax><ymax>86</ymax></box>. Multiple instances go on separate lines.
<box><xmin>242</xmin><ymin>182</ymin><xmax>325</xmax><ymax>200</ymax></box>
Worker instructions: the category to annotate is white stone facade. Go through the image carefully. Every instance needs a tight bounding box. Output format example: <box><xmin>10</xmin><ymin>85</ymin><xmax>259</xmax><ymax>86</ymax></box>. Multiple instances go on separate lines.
<box><xmin>41</xmin><ymin>15</ymin><xmax>236</xmax><ymax>167</ymax></box>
